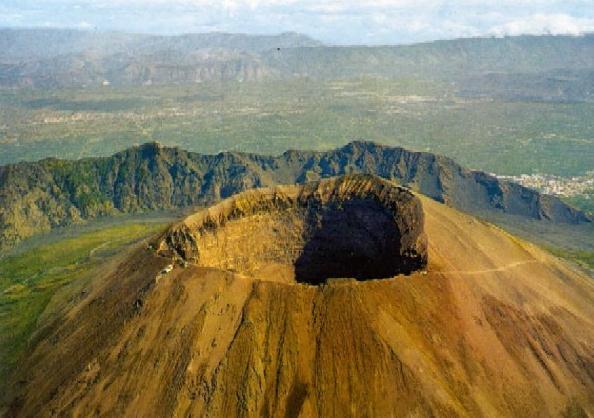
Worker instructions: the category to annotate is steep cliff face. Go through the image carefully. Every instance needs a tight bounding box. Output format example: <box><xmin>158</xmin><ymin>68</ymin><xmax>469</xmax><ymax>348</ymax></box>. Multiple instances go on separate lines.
<box><xmin>5</xmin><ymin>176</ymin><xmax>594</xmax><ymax>417</ymax></box>
<box><xmin>157</xmin><ymin>176</ymin><xmax>427</xmax><ymax>284</ymax></box>
<box><xmin>0</xmin><ymin>141</ymin><xmax>589</xmax><ymax>250</ymax></box>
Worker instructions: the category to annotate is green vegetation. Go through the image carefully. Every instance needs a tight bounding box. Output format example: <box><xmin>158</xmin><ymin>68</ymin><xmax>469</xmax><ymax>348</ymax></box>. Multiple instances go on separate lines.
<box><xmin>564</xmin><ymin>192</ymin><xmax>594</xmax><ymax>217</ymax></box>
<box><xmin>0</xmin><ymin>221</ymin><xmax>166</xmax><ymax>387</ymax></box>
<box><xmin>549</xmin><ymin>248</ymin><xmax>594</xmax><ymax>276</ymax></box>
<box><xmin>2</xmin><ymin>78</ymin><xmax>594</xmax><ymax>176</ymax></box>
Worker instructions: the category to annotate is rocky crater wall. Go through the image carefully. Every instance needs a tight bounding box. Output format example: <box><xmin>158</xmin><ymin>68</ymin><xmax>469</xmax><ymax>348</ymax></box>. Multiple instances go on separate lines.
<box><xmin>157</xmin><ymin>175</ymin><xmax>427</xmax><ymax>284</ymax></box>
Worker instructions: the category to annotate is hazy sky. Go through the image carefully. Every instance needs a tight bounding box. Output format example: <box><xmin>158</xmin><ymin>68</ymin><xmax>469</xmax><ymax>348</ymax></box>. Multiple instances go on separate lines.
<box><xmin>1</xmin><ymin>0</ymin><xmax>594</xmax><ymax>44</ymax></box>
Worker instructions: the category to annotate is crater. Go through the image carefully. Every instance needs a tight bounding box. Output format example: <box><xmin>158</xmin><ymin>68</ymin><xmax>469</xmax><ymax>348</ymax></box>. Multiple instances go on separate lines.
<box><xmin>157</xmin><ymin>175</ymin><xmax>428</xmax><ymax>285</ymax></box>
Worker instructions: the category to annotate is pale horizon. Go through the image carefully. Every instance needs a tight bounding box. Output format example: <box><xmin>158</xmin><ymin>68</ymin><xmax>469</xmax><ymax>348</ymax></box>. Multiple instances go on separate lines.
<box><xmin>1</xmin><ymin>0</ymin><xmax>593</xmax><ymax>45</ymax></box>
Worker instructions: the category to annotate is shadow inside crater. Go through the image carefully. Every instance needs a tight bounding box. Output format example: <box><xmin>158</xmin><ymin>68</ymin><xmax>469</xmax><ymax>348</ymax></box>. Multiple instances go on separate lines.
<box><xmin>294</xmin><ymin>198</ymin><xmax>423</xmax><ymax>285</ymax></box>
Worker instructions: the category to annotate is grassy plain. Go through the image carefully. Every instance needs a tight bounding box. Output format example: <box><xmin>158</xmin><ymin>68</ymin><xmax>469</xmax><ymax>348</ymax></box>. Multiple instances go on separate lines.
<box><xmin>1</xmin><ymin>78</ymin><xmax>593</xmax><ymax>177</ymax></box>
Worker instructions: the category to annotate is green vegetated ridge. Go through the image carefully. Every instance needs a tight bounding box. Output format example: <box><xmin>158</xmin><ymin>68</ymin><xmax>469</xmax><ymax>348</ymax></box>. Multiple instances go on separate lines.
<box><xmin>564</xmin><ymin>193</ymin><xmax>594</xmax><ymax>218</ymax></box>
<box><xmin>1</xmin><ymin>141</ymin><xmax>590</xmax><ymax>253</ymax></box>
<box><xmin>550</xmin><ymin>248</ymin><xmax>594</xmax><ymax>276</ymax></box>
<box><xmin>0</xmin><ymin>221</ymin><xmax>167</xmax><ymax>390</ymax></box>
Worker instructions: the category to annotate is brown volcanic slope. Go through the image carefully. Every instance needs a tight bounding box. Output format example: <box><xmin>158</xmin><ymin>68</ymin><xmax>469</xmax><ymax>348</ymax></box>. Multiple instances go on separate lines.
<box><xmin>5</xmin><ymin>175</ymin><xmax>594</xmax><ymax>418</ymax></box>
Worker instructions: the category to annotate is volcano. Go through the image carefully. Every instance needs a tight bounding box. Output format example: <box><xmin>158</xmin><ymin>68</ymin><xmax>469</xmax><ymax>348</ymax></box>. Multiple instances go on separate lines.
<box><xmin>5</xmin><ymin>175</ymin><xmax>594</xmax><ymax>417</ymax></box>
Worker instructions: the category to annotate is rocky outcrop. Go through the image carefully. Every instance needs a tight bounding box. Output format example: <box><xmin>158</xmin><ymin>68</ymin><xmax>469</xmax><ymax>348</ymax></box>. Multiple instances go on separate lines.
<box><xmin>157</xmin><ymin>175</ymin><xmax>427</xmax><ymax>284</ymax></box>
<box><xmin>0</xmin><ymin>141</ymin><xmax>590</xmax><ymax>250</ymax></box>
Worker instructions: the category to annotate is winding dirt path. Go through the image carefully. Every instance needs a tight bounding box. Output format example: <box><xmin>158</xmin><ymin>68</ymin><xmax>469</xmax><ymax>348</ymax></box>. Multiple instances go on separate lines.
<box><xmin>88</xmin><ymin>241</ymin><xmax>111</xmax><ymax>260</ymax></box>
<box><xmin>438</xmin><ymin>259</ymin><xmax>539</xmax><ymax>275</ymax></box>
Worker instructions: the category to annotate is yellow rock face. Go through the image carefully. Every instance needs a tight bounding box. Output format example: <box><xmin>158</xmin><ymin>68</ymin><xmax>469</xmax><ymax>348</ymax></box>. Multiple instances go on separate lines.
<box><xmin>6</xmin><ymin>176</ymin><xmax>594</xmax><ymax>417</ymax></box>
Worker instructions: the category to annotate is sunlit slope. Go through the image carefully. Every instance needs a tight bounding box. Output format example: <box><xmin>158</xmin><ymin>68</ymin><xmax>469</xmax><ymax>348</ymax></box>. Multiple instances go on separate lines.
<box><xmin>5</xmin><ymin>190</ymin><xmax>594</xmax><ymax>417</ymax></box>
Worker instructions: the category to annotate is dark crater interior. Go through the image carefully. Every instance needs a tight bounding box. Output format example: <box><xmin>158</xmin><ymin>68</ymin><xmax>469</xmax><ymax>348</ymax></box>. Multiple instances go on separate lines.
<box><xmin>159</xmin><ymin>175</ymin><xmax>428</xmax><ymax>285</ymax></box>
<box><xmin>294</xmin><ymin>199</ymin><xmax>423</xmax><ymax>284</ymax></box>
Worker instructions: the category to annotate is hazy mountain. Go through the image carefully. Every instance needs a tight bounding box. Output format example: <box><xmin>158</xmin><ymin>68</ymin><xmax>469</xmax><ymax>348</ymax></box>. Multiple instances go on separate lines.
<box><xmin>264</xmin><ymin>35</ymin><xmax>594</xmax><ymax>80</ymax></box>
<box><xmin>0</xmin><ymin>141</ymin><xmax>589</xmax><ymax>251</ymax></box>
<box><xmin>0</xmin><ymin>29</ymin><xmax>143</xmax><ymax>62</ymax></box>
<box><xmin>0</xmin><ymin>29</ymin><xmax>322</xmax><ymax>62</ymax></box>
<box><xmin>0</xmin><ymin>29</ymin><xmax>322</xmax><ymax>86</ymax></box>
<box><xmin>2</xmin><ymin>29</ymin><xmax>594</xmax><ymax>90</ymax></box>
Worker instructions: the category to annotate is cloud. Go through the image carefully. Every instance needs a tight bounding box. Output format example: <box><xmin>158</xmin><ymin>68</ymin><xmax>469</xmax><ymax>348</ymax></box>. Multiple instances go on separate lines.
<box><xmin>76</xmin><ymin>20</ymin><xmax>94</xmax><ymax>29</ymax></box>
<box><xmin>1</xmin><ymin>0</ymin><xmax>593</xmax><ymax>44</ymax></box>
<box><xmin>489</xmin><ymin>13</ymin><xmax>594</xmax><ymax>36</ymax></box>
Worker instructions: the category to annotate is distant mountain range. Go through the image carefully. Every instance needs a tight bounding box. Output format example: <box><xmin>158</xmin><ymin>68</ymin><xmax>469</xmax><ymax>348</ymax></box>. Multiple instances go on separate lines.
<box><xmin>0</xmin><ymin>141</ymin><xmax>589</xmax><ymax>251</ymax></box>
<box><xmin>1</xmin><ymin>29</ymin><xmax>594</xmax><ymax>100</ymax></box>
<box><xmin>0</xmin><ymin>29</ymin><xmax>322</xmax><ymax>61</ymax></box>
<box><xmin>0</xmin><ymin>29</ymin><xmax>322</xmax><ymax>87</ymax></box>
